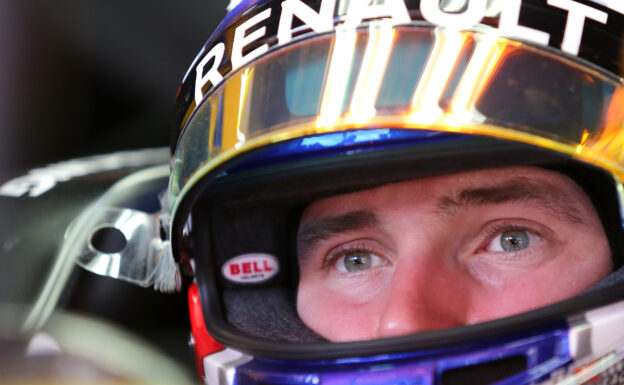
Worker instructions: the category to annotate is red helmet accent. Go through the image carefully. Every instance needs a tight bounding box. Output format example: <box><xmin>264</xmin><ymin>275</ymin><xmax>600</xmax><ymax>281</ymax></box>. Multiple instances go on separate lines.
<box><xmin>188</xmin><ymin>283</ymin><xmax>224</xmax><ymax>378</ymax></box>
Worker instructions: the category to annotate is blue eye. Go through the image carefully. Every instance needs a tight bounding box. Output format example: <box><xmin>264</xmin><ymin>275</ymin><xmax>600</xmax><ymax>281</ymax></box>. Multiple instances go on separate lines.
<box><xmin>487</xmin><ymin>230</ymin><xmax>538</xmax><ymax>252</ymax></box>
<box><xmin>334</xmin><ymin>251</ymin><xmax>386</xmax><ymax>272</ymax></box>
<box><xmin>501</xmin><ymin>231</ymin><xmax>529</xmax><ymax>251</ymax></box>
<box><xmin>344</xmin><ymin>252</ymin><xmax>372</xmax><ymax>271</ymax></box>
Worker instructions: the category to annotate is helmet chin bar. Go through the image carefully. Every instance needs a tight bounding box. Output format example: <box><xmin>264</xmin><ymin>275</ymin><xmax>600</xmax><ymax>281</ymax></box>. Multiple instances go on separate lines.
<box><xmin>566</xmin><ymin>301</ymin><xmax>624</xmax><ymax>382</ymax></box>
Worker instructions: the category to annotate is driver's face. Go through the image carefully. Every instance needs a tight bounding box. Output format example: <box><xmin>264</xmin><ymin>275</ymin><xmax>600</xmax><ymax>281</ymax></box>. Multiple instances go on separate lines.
<box><xmin>296</xmin><ymin>167</ymin><xmax>612</xmax><ymax>342</ymax></box>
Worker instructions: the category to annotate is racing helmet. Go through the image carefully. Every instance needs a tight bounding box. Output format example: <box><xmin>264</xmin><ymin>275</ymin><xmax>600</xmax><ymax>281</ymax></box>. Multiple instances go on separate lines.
<box><xmin>167</xmin><ymin>0</ymin><xmax>624</xmax><ymax>383</ymax></box>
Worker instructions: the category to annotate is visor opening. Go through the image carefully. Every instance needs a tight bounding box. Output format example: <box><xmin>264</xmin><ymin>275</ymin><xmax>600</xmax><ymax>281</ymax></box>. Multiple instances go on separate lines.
<box><xmin>440</xmin><ymin>355</ymin><xmax>528</xmax><ymax>385</ymax></box>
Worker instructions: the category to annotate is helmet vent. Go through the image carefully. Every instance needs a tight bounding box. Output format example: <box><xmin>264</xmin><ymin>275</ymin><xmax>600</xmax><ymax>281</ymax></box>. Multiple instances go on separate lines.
<box><xmin>440</xmin><ymin>355</ymin><xmax>527</xmax><ymax>385</ymax></box>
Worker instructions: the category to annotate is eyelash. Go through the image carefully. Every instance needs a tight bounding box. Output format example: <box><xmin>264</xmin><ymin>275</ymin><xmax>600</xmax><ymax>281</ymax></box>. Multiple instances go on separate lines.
<box><xmin>484</xmin><ymin>223</ymin><xmax>531</xmax><ymax>239</ymax></box>
<box><xmin>479</xmin><ymin>222</ymin><xmax>542</xmax><ymax>254</ymax></box>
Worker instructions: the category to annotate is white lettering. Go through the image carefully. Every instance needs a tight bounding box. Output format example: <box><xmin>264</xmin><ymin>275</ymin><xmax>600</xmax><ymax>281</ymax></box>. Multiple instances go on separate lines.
<box><xmin>499</xmin><ymin>0</ymin><xmax>550</xmax><ymax>46</ymax></box>
<box><xmin>231</xmin><ymin>8</ymin><xmax>272</xmax><ymax>71</ymax></box>
<box><xmin>588</xmin><ymin>0</ymin><xmax>624</xmax><ymax>15</ymax></box>
<box><xmin>420</xmin><ymin>0</ymin><xmax>487</xmax><ymax>29</ymax></box>
<box><xmin>194</xmin><ymin>42</ymin><xmax>225</xmax><ymax>106</ymax></box>
<box><xmin>188</xmin><ymin>0</ymin><xmax>617</xmax><ymax>107</ymax></box>
<box><xmin>548</xmin><ymin>0</ymin><xmax>608</xmax><ymax>55</ymax></box>
<box><xmin>278</xmin><ymin>0</ymin><xmax>336</xmax><ymax>44</ymax></box>
<box><xmin>343</xmin><ymin>0</ymin><xmax>411</xmax><ymax>30</ymax></box>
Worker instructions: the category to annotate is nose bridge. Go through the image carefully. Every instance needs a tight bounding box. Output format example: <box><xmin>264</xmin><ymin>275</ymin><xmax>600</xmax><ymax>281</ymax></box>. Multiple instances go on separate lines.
<box><xmin>376</xmin><ymin>249</ymin><xmax>466</xmax><ymax>338</ymax></box>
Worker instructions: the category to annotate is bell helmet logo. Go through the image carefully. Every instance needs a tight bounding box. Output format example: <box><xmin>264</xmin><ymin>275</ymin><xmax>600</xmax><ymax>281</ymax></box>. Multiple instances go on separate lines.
<box><xmin>222</xmin><ymin>253</ymin><xmax>279</xmax><ymax>283</ymax></box>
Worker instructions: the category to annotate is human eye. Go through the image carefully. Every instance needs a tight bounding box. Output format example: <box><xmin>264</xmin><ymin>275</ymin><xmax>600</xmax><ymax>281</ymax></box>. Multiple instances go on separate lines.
<box><xmin>324</xmin><ymin>241</ymin><xmax>390</xmax><ymax>273</ymax></box>
<box><xmin>332</xmin><ymin>250</ymin><xmax>388</xmax><ymax>272</ymax></box>
<box><xmin>483</xmin><ymin>226</ymin><xmax>542</xmax><ymax>254</ymax></box>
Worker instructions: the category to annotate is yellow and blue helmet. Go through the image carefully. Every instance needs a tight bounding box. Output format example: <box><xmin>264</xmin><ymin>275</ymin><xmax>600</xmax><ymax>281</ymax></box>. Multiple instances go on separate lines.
<box><xmin>167</xmin><ymin>1</ymin><xmax>624</xmax><ymax>383</ymax></box>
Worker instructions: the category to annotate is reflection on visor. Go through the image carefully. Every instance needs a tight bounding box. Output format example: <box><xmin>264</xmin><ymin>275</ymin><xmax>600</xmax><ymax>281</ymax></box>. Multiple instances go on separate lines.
<box><xmin>170</xmin><ymin>23</ymin><xmax>624</xmax><ymax>215</ymax></box>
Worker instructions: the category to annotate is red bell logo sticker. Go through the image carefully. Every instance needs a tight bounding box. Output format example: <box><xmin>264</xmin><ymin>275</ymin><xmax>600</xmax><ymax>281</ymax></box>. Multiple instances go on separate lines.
<box><xmin>222</xmin><ymin>253</ymin><xmax>279</xmax><ymax>284</ymax></box>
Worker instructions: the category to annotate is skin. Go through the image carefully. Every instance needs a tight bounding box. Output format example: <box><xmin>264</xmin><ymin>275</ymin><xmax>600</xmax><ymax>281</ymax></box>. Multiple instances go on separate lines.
<box><xmin>296</xmin><ymin>167</ymin><xmax>612</xmax><ymax>342</ymax></box>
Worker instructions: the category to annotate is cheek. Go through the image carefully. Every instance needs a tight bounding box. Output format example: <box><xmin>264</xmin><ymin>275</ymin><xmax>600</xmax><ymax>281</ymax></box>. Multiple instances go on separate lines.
<box><xmin>530</xmin><ymin>230</ymin><xmax>612</xmax><ymax>301</ymax></box>
<box><xmin>466</xmin><ymin>244</ymin><xmax>613</xmax><ymax>323</ymax></box>
<box><xmin>465</xmin><ymin>282</ymin><xmax>550</xmax><ymax>324</ymax></box>
<box><xmin>545</xmin><ymin>238</ymin><xmax>612</xmax><ymax>298</ymax></box>
<box><xmin>297</xmin><ymin>276</ymin><xmax>383</xmax><ymax>342</ymax></box>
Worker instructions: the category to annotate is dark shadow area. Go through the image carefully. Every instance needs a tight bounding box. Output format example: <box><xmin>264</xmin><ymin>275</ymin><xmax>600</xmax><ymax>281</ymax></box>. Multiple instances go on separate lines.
<box><xmin>0</xmin><ymin>0</ymin><xmax>226</xmax><ymax>181</ymax></box>
<box><xmin>0</xmin><ymin>0</ymin><xmax>227</xmax><ymax>378</ymax></box>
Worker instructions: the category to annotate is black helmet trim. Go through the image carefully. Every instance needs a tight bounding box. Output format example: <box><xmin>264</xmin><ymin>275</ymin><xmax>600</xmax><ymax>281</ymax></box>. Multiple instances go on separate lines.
<box><xmin>185</xmin><ymin>133</ymin><xmax>624</xmax><ymax>360</ymax></box>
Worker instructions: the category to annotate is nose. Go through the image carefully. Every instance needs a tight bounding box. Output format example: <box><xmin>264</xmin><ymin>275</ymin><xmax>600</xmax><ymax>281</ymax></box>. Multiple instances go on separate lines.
<box><xmin>376</xmin><ymin>258</ymin><xmax>466</xmax><ymax>339</ymax></box>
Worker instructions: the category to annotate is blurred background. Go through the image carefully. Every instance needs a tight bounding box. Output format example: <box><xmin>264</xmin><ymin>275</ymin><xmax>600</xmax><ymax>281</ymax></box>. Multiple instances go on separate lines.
<box><xmin>0</xmin><ymin>0</ymin><xmax>226</xmax><ymax>182</ymax></box>
<box><xmin>0</xmin><ymin>1</ymin><xmax>227</xmax><ymax>380</ymax></box>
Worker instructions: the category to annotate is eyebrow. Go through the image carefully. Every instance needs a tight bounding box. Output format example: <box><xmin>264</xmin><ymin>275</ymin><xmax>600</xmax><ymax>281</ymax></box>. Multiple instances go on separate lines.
<box><xmin>296</xmin><ymin>178</ymin><xmax>587</xmax><ymax>259</ymax></box>
<box><xmin>436</xmin><ymin>178</ymin><xmax>585</xmax><ymax>224</ymax></box>
<box><xmin>297</xmin><ymin>210</ymin><xmax>380</xmax><ymax>259</ymax></box>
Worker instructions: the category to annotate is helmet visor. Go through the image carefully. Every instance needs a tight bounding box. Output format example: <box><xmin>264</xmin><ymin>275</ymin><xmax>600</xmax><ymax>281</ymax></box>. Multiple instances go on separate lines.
<box><xmin>171</xmin><ymin>23</ymin><xmax>624</xmax><ymax>214</ymax></box>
